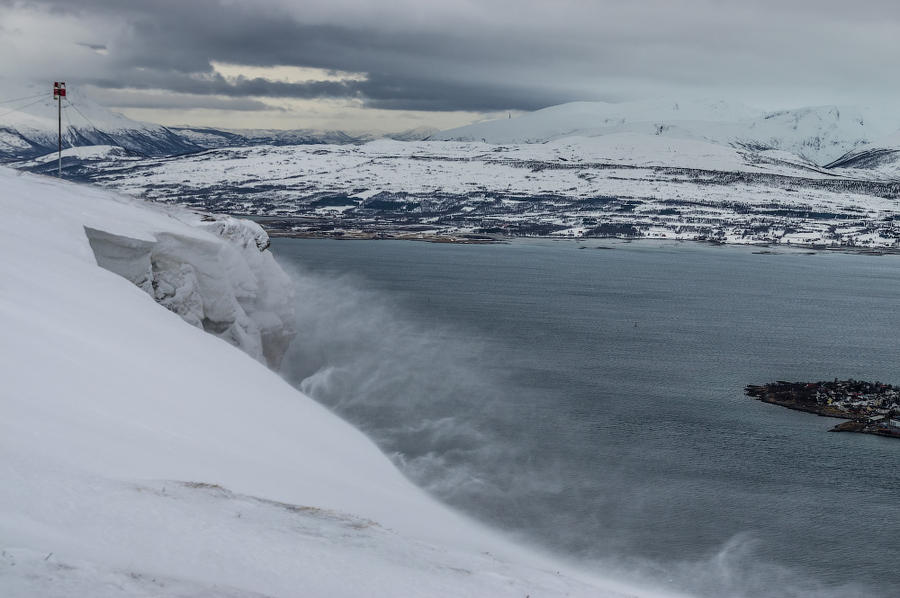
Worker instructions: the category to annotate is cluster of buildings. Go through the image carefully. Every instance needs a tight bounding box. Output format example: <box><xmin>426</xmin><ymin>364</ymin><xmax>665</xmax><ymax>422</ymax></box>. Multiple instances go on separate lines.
<box><xmin>770</xmin><ymin>379</ymin><xmax>900</xmax><ymax>427</ymax></box>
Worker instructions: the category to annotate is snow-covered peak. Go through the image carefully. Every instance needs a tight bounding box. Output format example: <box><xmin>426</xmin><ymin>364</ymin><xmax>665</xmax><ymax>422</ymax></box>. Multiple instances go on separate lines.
<box><xmin>436</xmin><ymin>99</ymin><xmax>900</xmax><ymax>165</ymax></box>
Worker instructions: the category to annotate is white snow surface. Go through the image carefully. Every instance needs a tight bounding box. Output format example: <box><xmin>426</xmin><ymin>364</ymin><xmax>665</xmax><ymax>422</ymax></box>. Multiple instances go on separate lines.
<box><xmin>0</xmin><ymin>167</ymin><xmax>674</xmax><ymax>597</ymax></box>
<box><xmin>18</xmin><ymin>144</ymin><xmax>135</xmax><ymax>165</ymax></box>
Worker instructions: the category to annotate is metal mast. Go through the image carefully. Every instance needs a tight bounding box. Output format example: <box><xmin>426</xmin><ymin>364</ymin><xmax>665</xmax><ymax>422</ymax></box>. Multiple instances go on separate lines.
<box><xmin>53</xmin><ymin>82</ymin><xmax>66</xmax><ymax>177</ymax></box>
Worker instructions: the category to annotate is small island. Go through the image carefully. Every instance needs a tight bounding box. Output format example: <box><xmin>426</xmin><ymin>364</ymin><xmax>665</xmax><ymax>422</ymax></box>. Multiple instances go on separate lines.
<box><xmin>745</xmin><ymin>379</ymin><xmax>900</xmax><ymax>439</ymax></box>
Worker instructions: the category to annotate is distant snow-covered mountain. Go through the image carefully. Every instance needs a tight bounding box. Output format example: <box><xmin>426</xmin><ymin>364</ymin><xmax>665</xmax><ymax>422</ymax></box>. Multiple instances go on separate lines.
<box><xmin>384</xmin><ymin>125</ymin><xmax>440</xmax><ymax>141</ymax></box>
<box><xmin>7</xmin><ymin>81</ymin><xmax>894</xmax><ymax>169</ymax></box>
<box><xmin>170</xmin><ymin>125</ymin><xmax>439</xmax><ymax>148</ymax></box>
<box><xmin>0</xmin><ymin>82</ymin><xmax>435</xmax><ymax>161</ymax></box>
<box><xmin>170</xmin><ymin>126</ymin><xmax>367</xmax><ymax>148</ymax></box>
<box><xmin>0</xmin><ymin>81</ymin><xmax>199</xmax><ymax>160</ymax></box>
<box><xmin>436</xmin><ymin>100</ymin><xmax>900</xmax><ymax>166</ymax></box>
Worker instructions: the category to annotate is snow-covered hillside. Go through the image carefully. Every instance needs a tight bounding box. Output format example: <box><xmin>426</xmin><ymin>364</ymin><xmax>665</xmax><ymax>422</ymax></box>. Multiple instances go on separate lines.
<box><xmin>827</xmin><ymin>130</ymin><xmax>900</xmax><ymax>181</ymax></box>
<box><xmin>0</xmin><ymin>81</ymin><xmax>198</xmax><ymax>160</ymax></box>
<box><xmin>437</xmin><ymin>100</ymin><xmax>900</xmax><ymax>166</ymax></box>
<box><xmin>0</xmin><ymin>167</ymin><xmax>674</xmax><ymax>597</ymax></box>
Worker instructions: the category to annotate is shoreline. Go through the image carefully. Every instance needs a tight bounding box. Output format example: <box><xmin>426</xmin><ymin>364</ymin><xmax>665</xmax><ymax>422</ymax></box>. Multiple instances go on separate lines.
<box><xmin>746</xmin><ymin>381</ymin><xmax>900</xmax><ymax>439</ymax></box>
<box><xmin>262</xmin><ymin>225</ymin><xmax>900</xmax><ymax>254</ymax></box>
<box><xmin>266</xmin><ymin>229</ymin><xmax>502</xmax><ymax>244</ymax></box>
<box><xmin>831</xmin><ymin>420</ymin><xmax>900</xmax><ymax>438</ymax></box>
<box><xmin>746</xmin><ymin>392</ymin><xmax>851</xmax><ymax>420</ymax></box>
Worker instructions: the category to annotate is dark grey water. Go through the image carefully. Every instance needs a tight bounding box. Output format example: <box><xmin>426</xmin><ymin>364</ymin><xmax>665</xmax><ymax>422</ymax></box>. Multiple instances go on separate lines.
<box><xmin>273</xmin><ymin>238</ymin><xmax>900</xmax><ymax>598</ymax></box>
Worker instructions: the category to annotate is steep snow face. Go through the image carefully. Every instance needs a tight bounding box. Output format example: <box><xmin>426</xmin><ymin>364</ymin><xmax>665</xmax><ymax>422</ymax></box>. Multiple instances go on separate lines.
<box><xmin>437</xmin><ymin>100</ymin><xmax>900</xmax><ymax>165</ymax></box>
<box><xmin>0</xmin><ymin>80</ymin><xmax>198</xmax><ymax>160</ymax></box>
<box><xmin>0</xmin><ymin>167</ymin><xmax>669</xmax><ymax>597</ymax></box>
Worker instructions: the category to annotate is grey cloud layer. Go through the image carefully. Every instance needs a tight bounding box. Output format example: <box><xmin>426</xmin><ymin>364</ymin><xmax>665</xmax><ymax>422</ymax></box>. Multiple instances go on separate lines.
<box><xmin>5</xmin><ymin>0</ymin><xmax>900</xmax><ymax>112</ymax></box>
<box><xmin>86</xmin><ymin>88</ymin><xmax>277</xmax><ymax>111</ymax></box>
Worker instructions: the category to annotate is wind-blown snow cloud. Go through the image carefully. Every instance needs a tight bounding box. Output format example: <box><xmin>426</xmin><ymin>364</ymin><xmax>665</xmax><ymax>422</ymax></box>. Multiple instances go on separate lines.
<box><xmin>2</xmin><ymin>0</ymin><xmax>900</xmax><ymax>129</ymax></box>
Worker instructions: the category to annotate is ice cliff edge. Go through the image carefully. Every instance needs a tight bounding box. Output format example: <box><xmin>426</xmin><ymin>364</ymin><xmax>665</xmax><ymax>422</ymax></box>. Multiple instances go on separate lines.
<box><xmin>84</xmin><ymin>211</ymin><xmax>294</xmax><ymax>369</ymax></box>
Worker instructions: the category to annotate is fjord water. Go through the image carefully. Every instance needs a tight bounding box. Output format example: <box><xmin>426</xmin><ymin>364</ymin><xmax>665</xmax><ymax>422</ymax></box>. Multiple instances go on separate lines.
<box><xmin>273</xmin><ymin>238</ymin><xmax>899</xmax><ymax>597</ymax></box>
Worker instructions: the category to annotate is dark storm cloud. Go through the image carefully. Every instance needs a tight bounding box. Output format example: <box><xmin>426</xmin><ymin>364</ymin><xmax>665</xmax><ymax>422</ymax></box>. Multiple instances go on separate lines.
<box><xmin>89</xmin><ymin>69</ymin><xmax>569</xmax><ymax>112</ymax></box>
<box><xmin>359</xmin><ymin>75</ymin><xmax>577</xmax><ymax>112</ymax></box>
<box><xmin>90</xmin><ymin>71</ymin><xmax>364</xmax><ymax>101</ymax></box>
<box><xmin>0</xmin><ymin>0</ymin><xmax>601</xmax><ymax>110</ymax></box>
<box><xmin>6</xmin><ymin>0</ymin><xmax>900</xmax><ymax>112</ymax></box>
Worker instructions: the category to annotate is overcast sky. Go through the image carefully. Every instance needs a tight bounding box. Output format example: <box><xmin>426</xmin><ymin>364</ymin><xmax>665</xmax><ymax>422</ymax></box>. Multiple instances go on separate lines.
<box><xmin>3</xmin><ymin>0</ymin><xmax>900</xmax><ymax>132</ymax></box>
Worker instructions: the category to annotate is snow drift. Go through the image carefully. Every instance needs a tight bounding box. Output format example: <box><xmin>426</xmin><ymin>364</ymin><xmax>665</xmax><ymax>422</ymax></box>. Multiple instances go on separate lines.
<box><xmin>0</xmin><ymin>167</ymin><xmax>674</xmax><ymax>597</ymax></box>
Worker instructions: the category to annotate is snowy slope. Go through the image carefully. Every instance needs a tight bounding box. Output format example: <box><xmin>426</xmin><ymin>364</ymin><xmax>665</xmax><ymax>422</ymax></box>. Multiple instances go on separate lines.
<box><xmin>437</xmin><ymin>100</ymin><xmax>900</xmax><ymax>165</ymax></box>
<box><xmin>0</xmin><ymin>80</ymin><xmax>198</xmax><ymax>160</ymax></box>
<box><xmin>716</xmin><ymin>105</ymin><xmax>895</xmax><ymax>166</ymax></box>
<box><xmin>0</xmin><ymin>167</ymin><xmax>673</xmax><ymax>597</ymax></box>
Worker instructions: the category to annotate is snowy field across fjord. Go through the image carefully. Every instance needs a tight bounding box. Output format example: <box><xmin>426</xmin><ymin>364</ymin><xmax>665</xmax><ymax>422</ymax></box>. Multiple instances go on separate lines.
<box><xmin>0</xmin><ymin>167</ymin><xmax>680</xmax><ymax>597</ymax></box>
<box><xmin>64</xmin><ymin>134</ymin><xmax>900</xmax><ymax>248</ymax></box>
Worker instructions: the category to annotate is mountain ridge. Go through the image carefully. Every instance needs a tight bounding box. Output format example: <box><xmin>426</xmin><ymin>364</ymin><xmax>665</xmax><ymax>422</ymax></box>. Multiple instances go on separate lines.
<box><xmin>6</xmin><ymin>81</ymin><xmax>900</xmax><ymax>169</ymax></box>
